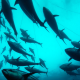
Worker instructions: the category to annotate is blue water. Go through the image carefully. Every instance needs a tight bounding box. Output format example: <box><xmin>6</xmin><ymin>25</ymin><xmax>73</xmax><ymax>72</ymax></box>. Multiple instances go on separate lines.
<box><xmin>0</xmin><ymin>0</ymin><xmax>80</xmax><ymax>80</ymax></box>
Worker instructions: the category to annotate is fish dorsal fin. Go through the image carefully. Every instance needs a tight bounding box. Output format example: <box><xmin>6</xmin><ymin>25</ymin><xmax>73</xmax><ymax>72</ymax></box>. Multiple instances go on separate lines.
<box><xmin>67</xmin><ymin>62</ymin><xmax>72</xmax><ymax>66</ymax></box>
<box><xmin>61</xmin><ymin>29</ymin><xmax>65</xmax><ymax>32</ymax></box>
<box><xmin>14</xmin><ymin>0</ymin><xmax>19</xmax><ymax>6</ymax></box>
<box><xmin>53</xmin><ymin>15</ymin><xmax>59</xmax><ymax>17</ymax></box>
<box><xmin>16</xmin><ymin>57</ymin><xmax>20</xmax><ymax>61</ymax></box>
<box><xmin>10</xmin><ymin>7</ymin><xmax>17</xmax><ymax>10</ymax></box>
<box><xmin>23</xmin><ymin>72</ymin><xmax>35</xmax><ymax>80</ymax></box>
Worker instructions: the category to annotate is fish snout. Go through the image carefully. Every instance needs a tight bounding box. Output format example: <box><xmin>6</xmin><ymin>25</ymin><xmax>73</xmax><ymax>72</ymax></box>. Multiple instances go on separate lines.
<box><xmin>65</xmin><ymin>49</ymin><xmax>68</xmax><ymax>53</ymax></box>
<box><xmin>7</xmin><ymin>41</ymin><xmax>13</xmax><ymax>46</ymax></box>
<box><xmin>43</xmin><ymin>7</ymin><xmax>46</xmax><ymax>11</ymax></box>
<box><xmin>7</xmin><ymin>41</ymin><xmax>11</xmax><ymax>44</ymax></box>
<box><xmin>59</xmin><ymin>65</ymin><xmax>63</xmax><ymax>69</ymax></box>
<box><xmin>2</xmin><ymin>69</ymin><xmax>7</xmax><ymax>75</ymax></box>
<box><xmin>2</xmin><ymin>69</ymin><xmax>9</xmax><ymax>79</ymax></box>
<box><xmin>43</xmin><ymin>7</ymin><xmax>48</xmax><ymax>13</ymax></box>
<box><xmin>4</xmin><ymin>32</ymin><xmax>7</xmax><ymax>35</ymax></box>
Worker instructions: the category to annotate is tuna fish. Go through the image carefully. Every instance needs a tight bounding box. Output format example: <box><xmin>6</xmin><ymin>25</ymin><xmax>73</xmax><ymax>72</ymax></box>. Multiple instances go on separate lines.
<box><xmin>2</xmin><ymin>69</ymin><xmax>37</xmax><ymax>80</ymax></box>
<box><xmin>65</xmin><ymin>48</ymin><xmax>80</xmax><ymax>61</ymax></box>
<box><xmin>0</xmin><ymin>0</ymin><xmax>17</xmax><ymax>36</ymax></box>
<box><xmin>14</xmin><ymin>0</ymin><xmax>49</xmax><ymax>32</ymax></box>
<box><xmin>60</xmin><ymin>62</ymin><xmax>80</xmax><ymax>71</ymax></box>
<box><xmin>20</xmin><ymin>37</ymin><xmax>42</xmax><ymax>47</ymax></box>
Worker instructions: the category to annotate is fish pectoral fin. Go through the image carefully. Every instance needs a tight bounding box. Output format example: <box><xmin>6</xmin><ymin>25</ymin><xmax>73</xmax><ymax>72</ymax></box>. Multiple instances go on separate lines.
<box><xmin>53</xmin><ymin>15</ymin><xmax>59</xmax><ymax>17</ymax></box>
<box><xmin>23</xmin><ymin>55</ymin><xmax>28</xmax><ymax>59</ymax></box>
<box><xmin>68</xmin><ymin>57</ymin><xmax>72</xmax><ymax>62</ymax></box>
<box><xmin>44</xmin><ymin>20</ymin><xmax>47</xmax><ymax>24</ymax></box>
<box><xmin>67</xmin><ymin>62</ymin><xmax>72</xmax><ymax>66</ymax></box>
<box><xmin>16</xmin><ymin>56</ymin><xmax>20</xmax><ymax>61</ymax></box>
<box><xmin>23</xmin><ymin>72</ymin><xmax>36</xmax><ymax>79</ymax></box>
<box><xmin>10</xmin><ymin>7</ymin><xmax>17</xmax><ymax>10</ymax></box>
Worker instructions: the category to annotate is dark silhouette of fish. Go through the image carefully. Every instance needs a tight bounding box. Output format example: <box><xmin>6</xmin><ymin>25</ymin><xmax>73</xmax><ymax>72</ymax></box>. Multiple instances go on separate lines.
<box><xmin>14</xmin><ymin>0</ymin><xmax>49</xmax><ymax>32</ymax></box>
<box><xmin>0</xmin><ymin>0</ymin><xmax>17</xmax><ymax>36</ymax></box>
